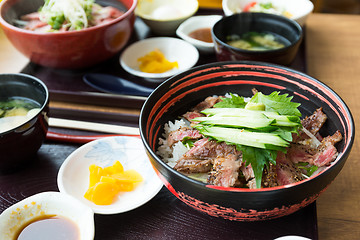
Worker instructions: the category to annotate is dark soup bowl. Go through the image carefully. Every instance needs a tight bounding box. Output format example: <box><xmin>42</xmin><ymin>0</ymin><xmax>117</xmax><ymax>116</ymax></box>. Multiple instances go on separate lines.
<box><xmin>0</xmin><ymin>0</ymin><xmax>136</xmax><ymax>69</ymax></box>
<box><xmin>212</xmin><ymin>13</ymin><xmax>303</xmax><ymax>66</ymax></box>
<box><xmin>0</xmin><ymin>73</ymin><xmax>49</xmax><ymax>172</ymax></box>
<box><xmin>139</xmin><ymin>61</ymin><xmax>354</xmax><ymax>221</ymax></box>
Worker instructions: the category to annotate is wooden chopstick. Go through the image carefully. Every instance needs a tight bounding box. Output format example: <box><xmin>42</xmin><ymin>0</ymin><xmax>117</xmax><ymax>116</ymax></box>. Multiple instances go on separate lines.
<box><xmin>46</xmin><ymin>131</ymin><xmax>140</xmax><ymax>144</ymax></box>
<box><xmin>48</xmin><ymin>117</ymin><xmax>140</xmax><ymax>135</ymax></box>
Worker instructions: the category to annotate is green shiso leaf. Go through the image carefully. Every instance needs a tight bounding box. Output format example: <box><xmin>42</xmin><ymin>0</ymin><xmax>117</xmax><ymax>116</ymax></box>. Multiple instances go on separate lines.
<box><xmin>213</xmin><ymin>93</ymin><xmax>246</xmax><ymax>108</ymax></box>
<box><xmin>250</xmin><ymin>91</ymin><xmax>302</xmax><ymax>117</ymax></box>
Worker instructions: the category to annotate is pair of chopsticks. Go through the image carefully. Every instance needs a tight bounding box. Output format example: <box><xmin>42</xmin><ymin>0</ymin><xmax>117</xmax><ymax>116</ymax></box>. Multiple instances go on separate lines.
<box><xmin>46</xmin><ymin>117</ymin><xmax>140</xmax><ymax>144</ymax></box>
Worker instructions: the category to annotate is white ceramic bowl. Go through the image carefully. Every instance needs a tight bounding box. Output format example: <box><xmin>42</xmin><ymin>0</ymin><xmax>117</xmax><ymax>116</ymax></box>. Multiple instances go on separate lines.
<box><xmin>222</xmin><ymin>0</ymin><xmax>314</xmax><ymax>26</ymax></box>
<box><xmin>57</xmin><ymin>136</ymin><xmax>163</xmax><ymax>215</ymax></box>
<box><xmin>120</xmin><ymin>37</ymin><xmax>199</xmax><ymax>80</ymax></box>
<box><xmin>0</xmin><ymin>192</ymin><xmax>94</xmax><ymax>240</ymax></box>
<box><xmin>176</xmin><ymin>15</ymin><xmax>222</xmax><ymax>54</ymax></box>
<box><xmin>135</xmin><ymin>0</ymin><xmax>199</xmax><ymax>35</ymax></box>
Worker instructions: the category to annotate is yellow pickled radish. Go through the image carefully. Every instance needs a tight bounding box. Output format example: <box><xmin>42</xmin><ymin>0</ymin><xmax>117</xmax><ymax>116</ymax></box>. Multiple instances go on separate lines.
<box><xmin>137</xmin><ymin>49</ymin><xmax>178</xmax><ymax>73</ymax></box>
<box><xmin>102</xmin><ymin>160</ymin><xmax>124</xmax><ymax>175</ymax></box>
<box><xmin>111</xmin><ymin>170</ymin><xmax>144</xmax><ymax>183</ymax></box>
<box><xmin>84</xmin><ymin>161</ymin><xmax>143</xmax><ymax>205</ymax></box>
<box><xmin>88</xmin><ymin>182</ymin><xmax>119</xmax><ymax>205</ymax></box>
<box><xmin>88</xmin><ymin>164</ymin><xmax>103</xmax><ymax>187</ymax></box>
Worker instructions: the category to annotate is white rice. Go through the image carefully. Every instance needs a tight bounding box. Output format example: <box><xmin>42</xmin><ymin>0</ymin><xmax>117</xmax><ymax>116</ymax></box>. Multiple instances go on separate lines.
<box><xmin>156</xmin><ymin>119</ymin><xmax>190</xmax><ymax>167</ymax></box>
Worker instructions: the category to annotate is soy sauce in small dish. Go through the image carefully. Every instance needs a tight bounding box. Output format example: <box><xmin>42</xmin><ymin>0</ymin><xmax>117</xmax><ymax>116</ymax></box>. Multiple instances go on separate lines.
<box><xmin>16</xmin><ymin>215</ymin><xmax>79</xmax><ymax>240</ymax></box>
<box><xmin>188</xmin><ymin>27</ymin><xmax>213</xmax><ymax>43</ymax></box>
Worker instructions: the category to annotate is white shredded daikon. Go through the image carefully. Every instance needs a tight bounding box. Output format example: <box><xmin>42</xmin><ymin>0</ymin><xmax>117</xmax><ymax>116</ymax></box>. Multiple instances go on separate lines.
<box><xmin>39</xmin><ymin>0</ymin><xmax>92</xmax><ymax>30</ymax></box>
<box><xmin>300</xmin><ymin>127</ymin><xmax>321</xmax><ymax>148</ymax></box>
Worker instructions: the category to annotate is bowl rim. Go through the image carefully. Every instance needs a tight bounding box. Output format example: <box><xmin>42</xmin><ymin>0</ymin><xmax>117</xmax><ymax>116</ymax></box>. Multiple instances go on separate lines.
<box><xmin>212</xmin><ymin>12</ymin><xmax>303</xmax><ymax>54</ymax></box>
<box><xmin>0</xmin><ymin>0</ymin><xmax>137</xmax><ymax>36</ymax></box>
<box><xmin>0</xmin><ymin>73</ymin><xmax>49</xmax><ymax>136</ymax></box>
<box><xmin>222</xmin><ymin>0</ymin><xmax>314</xmax><ymax>21</ymax></box>
<box><xmin>119</xmin><ymin>36</ymin><xmax>199</xmax><ymax>79</ymax></box>
<box><xmin>140</xmin><ymin>60</ymin><xmax>355</xmax><ymax>193</ymax></box>
<box><xmin>135</xmin><ymin>0</ymin><xmax>199</xmax><ymax>21</ymax></box>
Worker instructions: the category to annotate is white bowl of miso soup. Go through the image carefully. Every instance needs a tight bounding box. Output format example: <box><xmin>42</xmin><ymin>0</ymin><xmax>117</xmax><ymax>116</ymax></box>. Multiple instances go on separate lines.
<box><xmin>0</xmin><ymin>191</ymin><xmax>94</xmax><ymax>240</ymax></box>
<box><xmin>212</xmin><ymin>12</ymin><xmax>303</xmax><ymax>66</ymax></box>
<box><xmin>0</xmin><ymin>73</ymin><xmax>49</xmax><ymax>172</ymax></box>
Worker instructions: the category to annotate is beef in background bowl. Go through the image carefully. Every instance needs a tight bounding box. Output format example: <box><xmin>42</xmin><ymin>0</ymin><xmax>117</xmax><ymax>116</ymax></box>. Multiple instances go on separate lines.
<box><xmin>0</xmin><ymin>0</ymin><xmax>137</xmax><ymax>69</ymax></box>
<box><xmin>139</xmin><ymin>61</ymin><xmax>354</xmax><ymax>221</ymax></box>
<box><xmin>0</xmin><ymin>73</ymin><xmax>49</xmax><ymax>172</ymax></box>
<box><xmin>212</xmin><ymin>13</ymin><xmax>303</xmax><ymax>66</ymax></box>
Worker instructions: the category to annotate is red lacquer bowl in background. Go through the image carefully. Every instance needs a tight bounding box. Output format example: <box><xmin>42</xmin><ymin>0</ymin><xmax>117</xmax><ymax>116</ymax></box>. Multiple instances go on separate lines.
<box><xmin>0</xmin><ymin>0</ymin><xmax>137</xmax><ymax>69</ymax></box>
<box><xmin>139</xmin><ymin>61</ymin><xmax>354</xmax><ymax>221</ymax></box>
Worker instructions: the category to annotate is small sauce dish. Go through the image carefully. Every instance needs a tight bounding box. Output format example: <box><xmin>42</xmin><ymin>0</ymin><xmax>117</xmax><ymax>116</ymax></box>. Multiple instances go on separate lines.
<box><xmin>120</xmin><ymin>37</ymin><xmax>199</xmax><ymax>81</ymax></box>
<box><xmin>0</xmin><ymin>191</ymin><xmax>94</xmax><ymax>240</ymax></box>
<box><xmin>57</xmin><ymin>136</ymin><xmax>163</xmax><ymax>215</ymax></box>
<box><xmin>176</xmin><ymin>15</ymin><xmax>222</xmax><ymax>54</ymax></box>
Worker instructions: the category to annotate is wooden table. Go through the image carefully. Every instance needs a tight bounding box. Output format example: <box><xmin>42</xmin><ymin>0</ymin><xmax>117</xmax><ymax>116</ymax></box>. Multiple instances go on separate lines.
<box><xmin>1</xmin><ymin>13</ymin><xmax>360</xmax><ymax>239</ymax></box>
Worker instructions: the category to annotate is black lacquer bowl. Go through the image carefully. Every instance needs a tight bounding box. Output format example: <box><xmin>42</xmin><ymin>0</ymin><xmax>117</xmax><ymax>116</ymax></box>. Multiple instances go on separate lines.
<box><xmin>212</xmin><ymin>13</ymin><xmax>303</xmax><ymax>66</ymax></box>
<box><xmin>0</xmin><ymin>73</ymin><xmax>49</xmax><ymax>172</ymax></box>
<box><xmin>139</xmin><ymin>61</ymin><xmax>354</xmax><ymax>221</ymax></box>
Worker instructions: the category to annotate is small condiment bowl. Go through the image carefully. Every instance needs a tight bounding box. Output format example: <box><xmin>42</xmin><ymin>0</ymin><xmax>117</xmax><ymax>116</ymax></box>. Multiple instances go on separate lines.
<box><xmin>120</xmin><ymin>37</ymin><xmax>199</xmax><ymax>80</ymax></box>
<box><xmin>0</xmin><ymin>191</ymin><xmax>94</xmax><ymax>240</ymax></box>
<box><xmin>57</xmin><ymin>136</ymin><xmax>163</xmax><ymax>215</ymax></box>
<box><xmin>176</xmin><ymin>15</ymin><xmax>222</xmax><ymax>54</ymax></box>
<box><xmin>135</xmin><ymin>0</ymin><xmax>199</xmax><ymax>35</ymax></box>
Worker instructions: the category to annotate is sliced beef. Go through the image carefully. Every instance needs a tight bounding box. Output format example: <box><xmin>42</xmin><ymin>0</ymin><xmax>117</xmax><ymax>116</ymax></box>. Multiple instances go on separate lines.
<box><xmin>287</xmin><ymin>130</ymin><xmax>342</xmax><ymax>167</ymax></box>
<box><xmin>240</xmin><ymin>163</ymin><xmax>278</xmax><ymax>189</ymax></box>
<box><xmin>167</xmin><ymin>127</ymin><xmax>202</xmax><ymax>147</ymax></box>
<box><xmin>301</xmin><ymin>107</ymin><xmax>327</xmax><ymax>135</ymax></box>
<box><xmin>174</xmin><ymin>159</ymin><xmax>212</xmax><ymax>173</ymax></box>
<box><xmin>21</xmin><ymin>12</ymin><xmax>41</xmax><ymax>21</ymax></box>
<box><xmin>293</xmin><ymin>108</ymin><xmax>327</xmax><ymax>144</ymax></box>
<box><xmin>262</xmin><ymin>163</ymin><xmax>278</xmax><ymax>188</ymax></box>
<box><xmin>183</xmin><ymin>96</ymin><xmax>221</xmax><ymax>121</ymax></box>
<box><xmin>183</xmin><ymin>138</ymin><xmax>240</xmax><ymax>160</ymax></box>
<box><xmin>276</xmin><ymin>152</ymin><xmax>305</xmax><ymax>185</ymax></box>
<box><xmin>207</xmin><ymin>154</ymin><xmax>241</xmax><ymax>187</ymax></box>
<box><xmin>241</xmin><ymin>164</ymin><xmax>254</xmax><ymax>181</ymax></box>
<box><xmin>192</xmin><ymin>96</ymin><xmax>221</xmax><ymax>112</ymax></box>
<box><xmin>183</xmin><ymin>111</ymin><xmax>204</xmax><ymax>121</ymax></box>
<box><xmin>286</xmin><ymin>143</ymin><xmax>313</xmax><ymax>164</ymax></box>
<box><xmin>312</xmin><ymin>130</ymin><xmax>342</xmax><ymax>167</ymax></box>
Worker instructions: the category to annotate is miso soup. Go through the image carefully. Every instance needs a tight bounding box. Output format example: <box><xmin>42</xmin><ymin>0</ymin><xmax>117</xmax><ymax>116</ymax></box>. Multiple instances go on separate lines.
<box><xmin>226</xmin><ymin>32</ymin><xmax>290</xmax><ymax>51</ymax></box>
<box><xmin>0</xmin><ymin>97</ymin><xmax>41</xmax><ymax>133</ymax></box>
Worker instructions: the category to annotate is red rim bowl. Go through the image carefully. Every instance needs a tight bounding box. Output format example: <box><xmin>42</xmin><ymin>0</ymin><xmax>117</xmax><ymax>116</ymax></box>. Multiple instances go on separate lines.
<box><xmin>0</xmin><ymin>0</ymin><xmax>137</xmax><ymax>69</ymax></box>
<box><xmin>139</xmin><ymin>61</ymin><xmax>355</xmax><ymax>221</ymax></box>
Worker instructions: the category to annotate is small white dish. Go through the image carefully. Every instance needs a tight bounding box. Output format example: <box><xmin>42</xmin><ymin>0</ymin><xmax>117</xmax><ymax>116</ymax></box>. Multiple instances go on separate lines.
<box><xmin>176</xmin><ymin>15</ymin><xmax>222</xmax><ymax>54</ymax></box>
<box><xmin>135</xmin><ymin>0</ymin><xmax>199</xmax><ymax>35</ymax></box>
<box><xmin>0</xmin><ymin>191</ymin><xmax>94</xmax><ymax>240</ymax></box>
<box><xmin>120</xmin><ymin>37</ymin><xmax>199</xmax><ymax>80</ymax></box>
<box><xmin>222</xmin><ymin>0</ymin><xmax>314</xmax><ymax>26</ymax></box>
<box><xmin>274</xmin><ymin>236</ymin><xmax>311</xmax><ymax>240</ymax></box>
<box><xmin>57</xmin><ymin>136</ymin><xmax>163</xmax><ymax>215</ymax></box>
